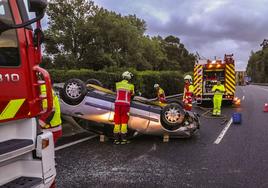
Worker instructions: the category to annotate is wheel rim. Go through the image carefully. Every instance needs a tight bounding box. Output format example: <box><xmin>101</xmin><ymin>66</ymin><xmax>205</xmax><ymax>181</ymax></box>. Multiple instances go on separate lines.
<box><xmin>66</xmin><ymin>82</ymin><xmax>82</xmax><ymax>99</ymax></box>
<box><xmin>164</xmin><ymin>107</ymin><xmax>181</xmax><ymax>124</ymax></box>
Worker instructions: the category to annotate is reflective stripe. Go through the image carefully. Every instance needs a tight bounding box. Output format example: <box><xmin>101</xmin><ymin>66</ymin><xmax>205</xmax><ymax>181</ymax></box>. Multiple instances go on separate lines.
<box><xmin>41</xmin><ymin>84</ymin><xmax>62</xmax><ymax>126</ymax></box>
<box><xmin>115</xmin><ymin>80</ymin><xmax>134</xmax><ymax>104</ymax></box>
<box><xmin>115</xmin><ymin>89</ymin><xmax>131</xmax><ymax>103</ymax></box>
<box><xmin>0</xmin><ymin>99</ymin><xmax>25</xmax><ymax>120</ymax></box>
<box><xmin>193</xmin><ymin>64</ymin><xmax>203</xmax><ymax>96</ymax></box>
<box><xmin>42</xmin><ymin>125</ymin><xmax>62</xmax><ymax>132</ymax></box>
<box><xmin>50</xmin><ymin>94</ymin><xmax>62</xmax><ymax>127</ymax></box>
<box><xmin>115</xmin><ymin>100</ymin><xmax>130</xmax><ymax>104</ymax></box>
<box><xmin>225</xmin><ymin>64</ymin><xmax>235</xmax><ymax>95</ymax></box>
<box><xmin>212</xmin><ymin>84</ymin><xmax>225</xmax><ymax>96</ymax></box>
<box><xmin>121</xmin><ymin>124</ymin><xmax>128</xmax><ymax>134</ymax></box>
<box><xmin>113</xmin><ymin>124</ymin><xmax>120</xmax><ymax>133</ymax></box>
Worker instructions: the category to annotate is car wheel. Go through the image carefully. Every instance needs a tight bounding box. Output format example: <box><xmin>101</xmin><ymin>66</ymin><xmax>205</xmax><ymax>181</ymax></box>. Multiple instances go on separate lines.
<box><xmin>60</xmin><ymin>78</ymin><xmax>87</xmax><ymax>105</ymax></box>
<box><xmin>86</xmin><ymin>79</ymin><xmax>103</xmax><ymax>87</ymax></box>
<box><xmin>161</xmin><ymin>103</ymin><xmax>185</xmax><ymax>131</ymax></box>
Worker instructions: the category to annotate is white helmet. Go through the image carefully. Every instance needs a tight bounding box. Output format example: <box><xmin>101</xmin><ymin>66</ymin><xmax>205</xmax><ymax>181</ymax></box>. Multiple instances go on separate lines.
<box><xmin>122</xmin><ymin>71</ymin><xmax>133</xmax><ymax>80</ymax></box>
<box><xmin>154</xmin><ymin>83</ymin><xmax>159</xmax><ymax>88</ymax></box>
<box><xmin>184</xmin><ymin>75</ymin><xmax>192</xmax><ymax>81</ymax></box>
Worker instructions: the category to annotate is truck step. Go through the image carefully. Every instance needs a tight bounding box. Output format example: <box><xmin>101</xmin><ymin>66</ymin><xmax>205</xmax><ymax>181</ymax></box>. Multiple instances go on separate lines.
<box><xmin>0</xmin><ymin>176</ymin><xmax>42</xmax><ymax>188</ymax></box>
<box><xmin>0</xmin><ymin>139</ymin><xmax>34</xmax><ymax>162</ymax></box>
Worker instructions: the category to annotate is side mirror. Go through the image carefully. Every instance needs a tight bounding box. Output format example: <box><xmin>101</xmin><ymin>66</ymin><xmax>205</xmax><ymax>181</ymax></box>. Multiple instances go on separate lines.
<box><xmin>33</xmin><ymin>28</ymin><xmax>45</xmax><ymax>47</ymax></box>
<box><xmin>0</xmin><ymin>0</ymin><xmax>47</xmax><ymax>32</ymax></box>
<box><xmin>28</xmin><ymin>0</ymin><xmax>48</xmax><ymax>15</ymax></box>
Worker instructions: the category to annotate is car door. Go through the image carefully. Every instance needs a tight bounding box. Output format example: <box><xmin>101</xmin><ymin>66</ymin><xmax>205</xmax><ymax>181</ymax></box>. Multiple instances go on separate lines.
<box><xmin>127</xmin><ymin>101</ymin><xmax>150</xmax><ymax>132</ymax></box>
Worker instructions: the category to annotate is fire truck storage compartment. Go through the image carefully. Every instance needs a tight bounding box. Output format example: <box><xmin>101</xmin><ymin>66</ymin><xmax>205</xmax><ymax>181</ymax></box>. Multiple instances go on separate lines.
<box><xmin>203</xmin><ymin>69</ymin><xmax>225</xmax><ymax>93</ymax></box>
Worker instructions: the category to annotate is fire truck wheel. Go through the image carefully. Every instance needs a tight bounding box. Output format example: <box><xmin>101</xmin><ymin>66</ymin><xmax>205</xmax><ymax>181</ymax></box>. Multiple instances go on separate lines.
<box><xmin>86</xmin><ymin>79</ymin><xmax>103</xmax><ymax>87</ymax></box>
<box><xmin>161</xmin><ymin>103</ymin><xmax>185</xmax><ymax>131</ymax></box>
<box><xmin>61</xmin><ymin>79</ymin><xmax>87</xmax><ymax>105</ymax></box>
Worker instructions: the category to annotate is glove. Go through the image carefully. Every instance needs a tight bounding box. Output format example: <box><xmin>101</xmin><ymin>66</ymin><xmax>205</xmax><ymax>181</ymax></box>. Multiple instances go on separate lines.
<box><xmin>183</xmin><ymin>99</ymin><xmax>189</xmax><ymax>104</ymax></box>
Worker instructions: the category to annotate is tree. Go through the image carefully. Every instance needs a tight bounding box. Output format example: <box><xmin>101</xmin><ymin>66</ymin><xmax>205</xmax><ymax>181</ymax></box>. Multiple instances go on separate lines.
<box><xmin>45</xmin><ymin>0</ymin><xmax>97</xmax><ymax>69</ymax></box>
<box><xmin>44</xmin><ymin>0</ymin><xmax>196</xmax><ymax>72</ymax></box>
<box><xmin>246</xmin><ymin>41</ymin><xmax>268</xmax><ymax>83</ymax></box>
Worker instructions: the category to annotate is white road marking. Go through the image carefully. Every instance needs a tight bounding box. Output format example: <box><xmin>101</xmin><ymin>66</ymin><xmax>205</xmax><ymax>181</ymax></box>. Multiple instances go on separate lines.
<box><xmin>55</xmin><ymin>135</ymin><xmax>97</xmax><ymax>151</ymax></box>
<box><xmin>214</xmin><ymin>118</ymin><xmax>233</xmax><ymax>144</ymax></box>
<box><xmin>242</xmin><ymin>96</ymin><xmax>245</xmax><ymax>100</ymax></box>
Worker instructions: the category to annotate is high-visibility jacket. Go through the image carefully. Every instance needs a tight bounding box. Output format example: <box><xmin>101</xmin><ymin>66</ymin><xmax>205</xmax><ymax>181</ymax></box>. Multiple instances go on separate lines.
<box><xmin>183</xmin><ymin>83</ymin><xmax>194</xmax><ymax>101</ymax></box>
<box><xmin>41</xmin><ymin>85</ymin><xmax>62</xmax><ymax>127</ymax></box>
<box><xmin>115</xmin><ymin>80</ymin><xmax>134</xmax><ymax>105</ymax></box>
<box><xmin>157</xmin><ymin>87</ymin><xmax>166</xmax><ymax>103</ymax></box>
<box><xmin>212</xmin><ymin>84</ymin><xmax>225</xmax><ymax>97</ymax></box>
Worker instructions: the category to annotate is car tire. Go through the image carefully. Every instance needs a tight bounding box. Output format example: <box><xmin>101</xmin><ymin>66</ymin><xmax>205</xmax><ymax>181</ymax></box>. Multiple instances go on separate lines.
<box><xmin>86</xmin><ymin>79</ymin><xmax>103</xmax><ymax>87</ymax></box>
<box><xmin>161</xmin><ymin>103</ymin><xmax>185</xmax><ymax>131</ymax></box>
<box><xmin>60</xmin><ymin>78</ymin><xmax>87</xmax><ymax>105</ymax></box>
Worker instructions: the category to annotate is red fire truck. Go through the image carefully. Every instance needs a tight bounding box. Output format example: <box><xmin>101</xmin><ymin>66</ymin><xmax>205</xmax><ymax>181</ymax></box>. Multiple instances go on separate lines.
<box><xmin>0</xmin><ymin>0</ymin><xmax>57</xmax><ymax>187</ymax></box>
<box><xmin>193</xmin><ymin>54</ymin><xmax>236</xmax><ymax>105</ymax></box>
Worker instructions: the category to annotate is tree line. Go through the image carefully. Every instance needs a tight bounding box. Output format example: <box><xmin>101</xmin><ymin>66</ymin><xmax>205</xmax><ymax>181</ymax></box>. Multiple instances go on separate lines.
<box><xmin>42</xmin><ymin>0</ymin><xmax>196</xmax><ymax>72</ymax></box>
<box><xmin>246</xmin><ymin>39</ymin><xmax>268</xmax><ymax>83</ymax></box>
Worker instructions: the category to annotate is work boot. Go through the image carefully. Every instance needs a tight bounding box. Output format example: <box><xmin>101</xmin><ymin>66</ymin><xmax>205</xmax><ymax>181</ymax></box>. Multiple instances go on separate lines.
<box><xmin>113</xmin><ymin>133</ymin><xmax>120</xmax><ymax>145</ymax></box>
<box><xmin>121</xmin><ymin>139</ymin><xmax>130</xmax><ymax>145</ymax></box>
<box><xmin>113</xmin><ymin>140</ymin><xmax>121</xmax><ymax>145</ymax></box>
<box><xmin>120</xmin><ymin>134</ymin><xmax>130</xmax><ymax>144</ymax></box>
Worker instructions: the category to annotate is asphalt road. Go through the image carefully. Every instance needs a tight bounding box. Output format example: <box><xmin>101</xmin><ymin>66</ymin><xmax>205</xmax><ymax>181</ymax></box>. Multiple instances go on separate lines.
<box><xmin>55</xmin><ymin>85</ymin><xmax>268</xmax><ymax>188</ymax></box>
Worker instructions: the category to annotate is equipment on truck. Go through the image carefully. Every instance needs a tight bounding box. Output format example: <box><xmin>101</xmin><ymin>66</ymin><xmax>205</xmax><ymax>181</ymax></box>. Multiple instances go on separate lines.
<box><xmin>193</xmin><ymin>54</ymin><xmax>236</xmax><ymax>105</ymax></box>
<box><xmin>0</xmin><ymin>0</ymin><xmax>57</xmax><ymax>187</ymax></box>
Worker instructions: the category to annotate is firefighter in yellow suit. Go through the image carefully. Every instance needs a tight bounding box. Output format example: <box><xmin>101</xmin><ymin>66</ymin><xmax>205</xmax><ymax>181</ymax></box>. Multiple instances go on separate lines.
<box><xmin>212</xmin><ymin>81</ymin><xmax>225</xmax><ymax>116</ymax></box>
<box><xmin>40</xmin><ymin>84</ymin><xmax>62</xmax><ymax>143</ymax></box>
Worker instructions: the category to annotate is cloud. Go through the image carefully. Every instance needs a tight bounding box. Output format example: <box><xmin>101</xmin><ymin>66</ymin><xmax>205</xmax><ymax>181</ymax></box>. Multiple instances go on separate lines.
<box><xmin>94</xmin><ymin>0</ymin><xmax>268</xmax><ymax>70</ymax></box>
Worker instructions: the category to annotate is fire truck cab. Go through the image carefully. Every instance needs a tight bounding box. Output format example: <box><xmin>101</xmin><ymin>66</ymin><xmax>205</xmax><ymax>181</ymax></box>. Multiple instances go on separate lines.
<box><xmin>0</xmin><ymin>0</ymin><xmax>56</xmax><ymax>187</ymax></box>
<box><xmin>193</xmin><ymin>54</ymin><xmax>236</xmax><ymax>105</ymax></box>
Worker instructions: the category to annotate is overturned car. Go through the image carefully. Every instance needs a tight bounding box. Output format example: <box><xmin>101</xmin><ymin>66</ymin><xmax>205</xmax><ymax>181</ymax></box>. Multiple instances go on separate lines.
<box><xmin>57</xmin><ymin>79</ymin><xmax>200</xmax><ymax>138</ymax></box>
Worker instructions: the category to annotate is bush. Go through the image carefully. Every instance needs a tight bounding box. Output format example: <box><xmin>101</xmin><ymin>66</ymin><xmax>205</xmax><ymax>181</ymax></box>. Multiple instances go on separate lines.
<box><xmin>48</xmin><ymin>69</ymin><xmax>185</xmax><ymax>98</ymax></box>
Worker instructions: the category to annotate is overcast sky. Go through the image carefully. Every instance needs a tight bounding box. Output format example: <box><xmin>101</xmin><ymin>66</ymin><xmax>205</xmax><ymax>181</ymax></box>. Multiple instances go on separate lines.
<box><xmin>93</xmin><ymin>0</ymin><xmax>268</xmax><ymax>71</ymax></box>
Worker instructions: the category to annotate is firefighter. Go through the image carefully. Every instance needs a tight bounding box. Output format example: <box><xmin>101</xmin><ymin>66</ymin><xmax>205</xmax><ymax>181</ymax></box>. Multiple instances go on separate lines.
<box><xmin>212</xmin><ymin>80</ymin><xmax>225</xmax><ymax>116</ymax></box>
<box><xmin>39</xmin><ymin>84</ymin><xmax>62</xmax><ymax>143</ymax></box>
<box><xmin>183</xmin><ymin>75</ymin><xmax>194</xmax><ymax>111</ymax></box>
<box><xmin>154</xmin><ymin>84</ymin><xmax>166</xmax><ymax>103</ymax></box>
<box><xmin>114</xmin><ymin>71</ymin><xmax>135</xmax><ymax>144</ymax></box>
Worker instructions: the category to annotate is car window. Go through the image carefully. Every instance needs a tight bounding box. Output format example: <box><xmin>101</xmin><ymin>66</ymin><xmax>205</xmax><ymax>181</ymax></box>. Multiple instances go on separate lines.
<box><xmin>22</xmin><ymin>0</ymin><xmax>35</xmax><ymax>20</ymax></box>
<box><xmin>0</xmin><ymin>0</ymin><xmax>20</xmax><ymax>67</ymax></box>
<box><xmin>0</xmin><ymin>4</ymin><xmax>5</xmax><ymax>15</ymax></box>
<box><xmin>0</xmin><ymin>0</ymin><xmax>13</xmax><ymax>24</ymax></box>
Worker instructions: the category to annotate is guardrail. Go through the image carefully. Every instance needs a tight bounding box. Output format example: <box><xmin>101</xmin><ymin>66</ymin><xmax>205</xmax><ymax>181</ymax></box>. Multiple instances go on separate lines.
<box><xmin>146</xmin><ymin>93</ymin><xmax>183</xmax><ymax>102</ymax></box>
<box><xmin>250</xmin><ymin>83</ymin><xmax>268</xmax><ymax>86</ymax></box>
